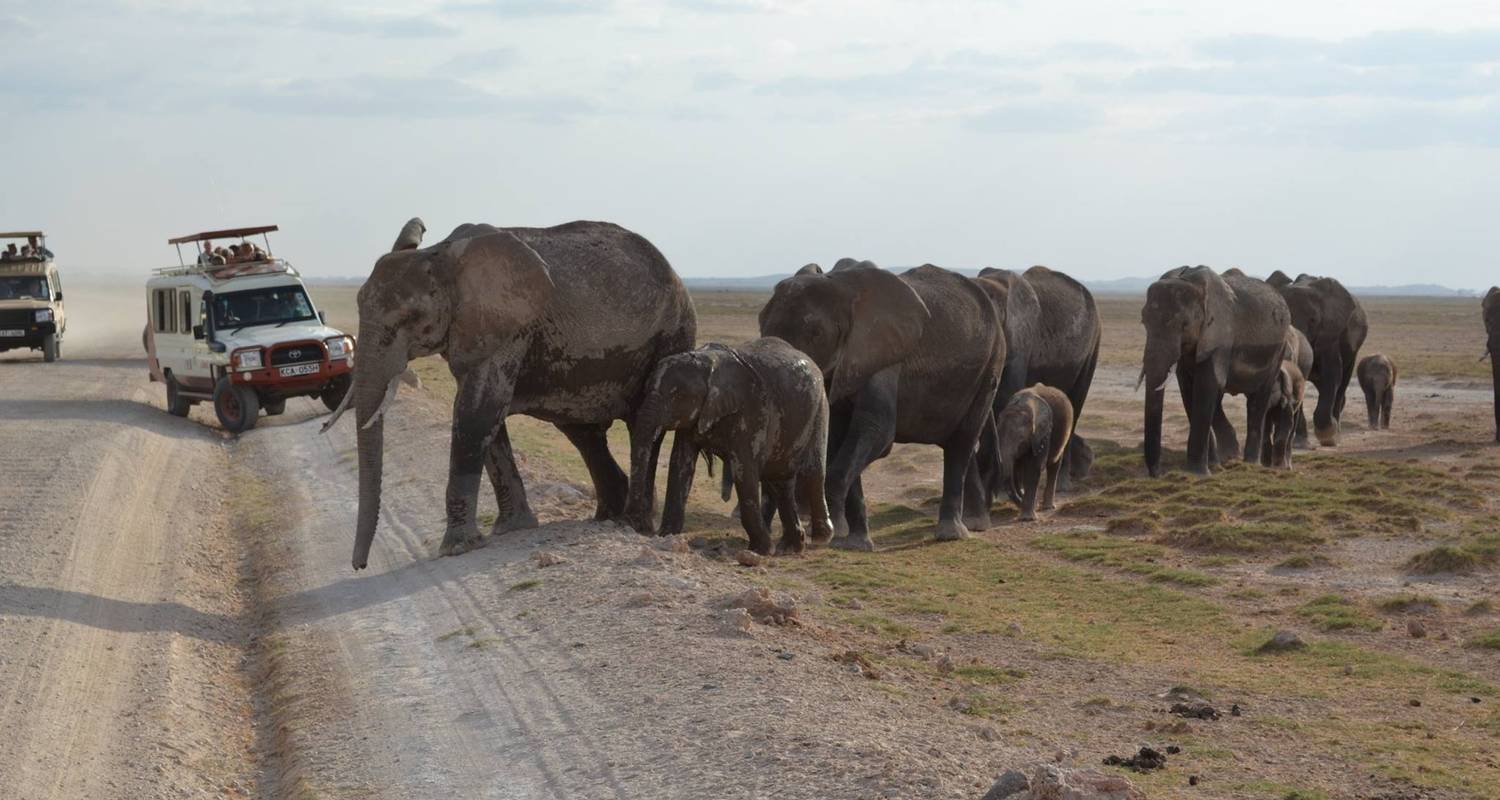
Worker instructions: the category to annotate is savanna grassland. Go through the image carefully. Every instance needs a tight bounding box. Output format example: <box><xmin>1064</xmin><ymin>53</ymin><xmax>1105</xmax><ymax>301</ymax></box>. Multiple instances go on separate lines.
<box><xmin>312</xmin><ymin>284</ymin><xmax>1500</xmax><ymax>800</ymax></box>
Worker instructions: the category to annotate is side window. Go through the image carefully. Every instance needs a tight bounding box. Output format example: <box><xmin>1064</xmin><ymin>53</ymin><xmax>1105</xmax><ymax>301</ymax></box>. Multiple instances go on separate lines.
<box><xmin>153</xmin><ymin>290</ymin><xmax>167</xmax><ymax>333</ymax></box>
<box><xmin>179</xmin><ymin>291</ymin><xmax>192</xmax><ymax>333</ymax></box>
<box><xmin>52</xmin><ymin>273</ymin><xmax>61</xmax><ymax>300</ymax></box>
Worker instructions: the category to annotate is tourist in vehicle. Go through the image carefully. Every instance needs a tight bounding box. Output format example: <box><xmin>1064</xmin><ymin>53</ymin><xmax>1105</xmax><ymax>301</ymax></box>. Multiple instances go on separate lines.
<box><xmin>27</xmin><ymin>235</ymin><xmax>53</xmax><ymax>260</ymax></box>
<box><xmin>1</xmin><ymin>243</ymin><xmax>15</xmax><ymax>261</ymax></box>
<box><xmin>198</xmin><ymin>241</ymin><xmax>215</xmax><ymax>265</ymax></box>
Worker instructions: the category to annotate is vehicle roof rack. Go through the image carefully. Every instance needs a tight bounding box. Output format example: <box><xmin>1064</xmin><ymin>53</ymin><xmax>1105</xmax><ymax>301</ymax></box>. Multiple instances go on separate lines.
<box><xmin>167</xmin><ymin>225</ymin><xmax>278</xmax><ymax>245</ymax></box>
<box><xmin>0</xmin><ymin>230</ymin><xmax>45</xmax><ymax>238</ymax></box>
<box><xmin>151</xmin><ymin>258</ymin><xmax>300</xmax><ymax>282</ymax></box>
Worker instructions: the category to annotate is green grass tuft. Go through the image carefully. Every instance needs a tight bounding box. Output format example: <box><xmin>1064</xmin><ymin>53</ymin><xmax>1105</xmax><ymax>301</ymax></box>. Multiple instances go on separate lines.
<box><xmin>1375</xmin><ymin>593</ymin><xmax>1439</xmax><ymax>614</ymax></box>
<box><xmin>1297</xmin><ymin>594</ymin><xmax>1383</xmax><ymax>632</ymax></box>
<box><xmin>508</xmin><ymin>579</ymin><xmax>542</xmax><ymax>592</ymax></box>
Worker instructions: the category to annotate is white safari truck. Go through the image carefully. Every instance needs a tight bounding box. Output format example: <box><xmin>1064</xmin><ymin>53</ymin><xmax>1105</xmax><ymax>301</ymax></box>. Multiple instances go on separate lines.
<box><xmin>145</xmin><ymin>225</ymin><xmax>354</xmax><ymax>433</ymax></box>
<box><xmin>0</xmin><ymin>231</ymin><xmax>65</xmax><ymax>361</ymax></box>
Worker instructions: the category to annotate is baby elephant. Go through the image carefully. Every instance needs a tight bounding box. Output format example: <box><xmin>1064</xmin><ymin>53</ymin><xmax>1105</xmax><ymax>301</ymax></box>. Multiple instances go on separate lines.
<box><xmin>624</xmin><ymin>338</ymin><xmax>834</xmax><ymax>555</ymax></box>
<box><xmin>1260</xmin><ymin>361</ymin><xmax>1306</xmax><ymax>469</ymax></box>
<box><xmin>1357</xmin><ymin>354</ymin><xmax>1397</xmax><ymax>430</ymax></box>
<box><xmin>993</xmin><ymin>385</ymin><xmax>1073</xmax><ymax>521</ymax></box>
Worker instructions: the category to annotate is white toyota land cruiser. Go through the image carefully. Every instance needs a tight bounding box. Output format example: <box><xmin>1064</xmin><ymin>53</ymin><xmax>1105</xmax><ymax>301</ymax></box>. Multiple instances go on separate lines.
<box><xmin>144</xmin><ymin>225</ymin><xmax>353</xmax><ymax>433</ymax></box>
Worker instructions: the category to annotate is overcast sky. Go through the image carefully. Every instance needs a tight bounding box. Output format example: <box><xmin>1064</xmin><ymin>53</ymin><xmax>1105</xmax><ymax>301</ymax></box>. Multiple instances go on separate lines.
<box><xmin>2</xmin><ymin>1</ymin><xmax>1498</xmax><ymax>287</ymax></box>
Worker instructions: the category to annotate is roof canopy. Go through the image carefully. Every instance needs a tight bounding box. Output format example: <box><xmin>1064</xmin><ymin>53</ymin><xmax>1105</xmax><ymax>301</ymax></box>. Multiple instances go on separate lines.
<box><xmin>168</xmin><ymin>225</ymin><xmax>278</xmax><ymax>245</ymax></box>
<box><xmin>0</xmin><ymin>231</ymin><xmax>44</xmax><ymax>238</ymax></box>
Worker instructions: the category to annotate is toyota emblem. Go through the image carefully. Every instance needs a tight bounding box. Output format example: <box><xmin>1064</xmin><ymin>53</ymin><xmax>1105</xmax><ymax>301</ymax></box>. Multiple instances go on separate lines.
<box><xmin>289</xmin><ymin>348</ymin><xmax>302</xmax><ymax>360</ymax></box>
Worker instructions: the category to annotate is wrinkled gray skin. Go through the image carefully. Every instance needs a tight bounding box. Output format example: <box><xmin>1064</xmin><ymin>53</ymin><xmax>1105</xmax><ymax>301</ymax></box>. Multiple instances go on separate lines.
<box><xmin>1141</xmin><ymin>266</ymin><xmax>1290</xmax><ymax>477</ymax></box>
<box><xmin>624</xmin><ymin>337</ymin><xmax>833</xmax><ymax>555</ymax></box>
<box><xmin>1259</xmin><ymin>361</ymin><xmax>1306</xmax><ymax>469</ymax></box>
<box><xmin>1266</xmin><ymin>270</ymin><xmax>1368</xmax><ymax>447</ymax></box>
<box><xmin>994</xmin><ymin>385</ymin><xmax>1073</xmax><ymax>521</ymax></box>
<box><xmin>759</xmin><ymin>260</ymin><xmax>1004</xmax><ymax>550</ymax></box>
<box><xmin>1356</xmin><ymin>353</ymin><xmax>1397</xmax><ymax>431</ymax></box>
<box><xmin>972</xmin><ymin>266</ymin><xmax>1100</xmax><ymax>505</ymax></box>
<box><xmin>1486</xmin><ymin>288</ymin><xmax>1500</xmax><ymax>443</ymax></box>
<box><xmin>345</xmin><ymin>219</ymin><xmax>696</xmax><ymax>569</ymax></box>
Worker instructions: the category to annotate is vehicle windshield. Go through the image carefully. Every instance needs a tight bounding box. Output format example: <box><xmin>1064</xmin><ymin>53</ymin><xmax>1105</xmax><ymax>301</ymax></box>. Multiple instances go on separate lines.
<box><xmin>212</xmin><ymin>285</ymin><xmax>316</xmax><ymax>331</ymax></box>
<box><xmin>0</xmin><ymin>275</ymin><xmax>50</xmax><ymax>301</ymax></box>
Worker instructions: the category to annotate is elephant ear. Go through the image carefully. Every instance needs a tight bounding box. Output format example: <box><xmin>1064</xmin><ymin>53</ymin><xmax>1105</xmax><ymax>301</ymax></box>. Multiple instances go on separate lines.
<box><xmin>826</xmin><ymin>265</ymin><xmax>930</xmax><ymax>401</ymax></box>
<box><xmin>1194</xmin><ymin>270</ymin><xmax>1236</xmax><ymax>363</ymax></box>
<box><xmin>447</xmin><ymin>231</ymin><xmax>556</xmax><ymax>353</ymax></box>
<box><xmin>795</xmin><ymin>263</ymin><xmax>824</xmax><ymax>276</ymax></box>
<box><xmin>697</xmin><ymin>351</ymin><xmax>752</xmax><ymax>436</ymax></box>
<box><xmin>391</xmin><ymin>217</ymin><xmax>426</xmax><ymax>252</ymax></box>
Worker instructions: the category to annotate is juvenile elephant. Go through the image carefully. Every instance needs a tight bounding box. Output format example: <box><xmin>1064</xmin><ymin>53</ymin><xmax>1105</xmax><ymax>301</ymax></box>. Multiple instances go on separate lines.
<box><xmin>1486</xmin><ymin>287</ymin><xmax>1500</xmax><ymax>442</ymax></box>
<box><xmin>993</xmin><ymin>385</ymin><xmax>1073</xmax><ymax>521</ymax></box>
<box><xmin>1357</xmin><ymin>354</ymin><xmax>1397</xmax><ymax>430</ymax></box>
<box><xmin>1141</xmin><ymin>266</ymin><xmax>1290</xmax><ymax>477</ymax></box>
<box><xmin>1267</xmin><ymin>271</ymin><xmax>1368</xmax><ymax>446</ymax></box>
<box><xmin>331</xmin><ymin>219</ymin><xmax>696</xmax><ymax>569</ymax></box>
<box><xmin>624</xmin><ymin>338</ymin><xmax>833</xmax><ymax>555</ymax></box>
<box><xmin>1259</xmin><ymin>361</ymin><xmax>1306</xmax><ymax>469</ymax></box>
<box><xmin>759</xmin><ymin>260</ymin><xmax>1004</xmax><ymax>549</ymax></box>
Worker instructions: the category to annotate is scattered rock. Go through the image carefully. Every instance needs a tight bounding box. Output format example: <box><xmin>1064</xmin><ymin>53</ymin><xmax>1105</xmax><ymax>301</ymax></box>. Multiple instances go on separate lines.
<box><xmin>1408</xmin><ymin>698</ymin><xmax>1422</xmax><ymax>707</ymax></box>
<box><xmin>1407</xmin><ymin>619</ymin><xmax>1427</xmax><ymax>638</ymax></box>
<box><xmin>937</xmin><ymin>653</ymin><xmax>956</xmax><ymax>675</ymax></box>
<box><xmin>626</xmin><ymin>591</ymin><xmax>658</xmax><ymax>607</ymax></box>
<box><xmin>1171</xmin><ymin>702</ymin><xmax>1220</xmax><ymax>721</ymax></box>
<box><xmin>985</xmin><ymin>763</ymin><xmax>1145</xmax><ymax>800</ymax></box>
<box><xmin>1189</xmin><ymin>775</ymin><xmax>1200</xmax><ymax>786</ymax></box>
<box><xmin>976</xmin><ymin>725</ymin><xmax>1001</xmax><ymax>742</ymax></box>
<box><xmin>911</xmin><ymin>643</ymin><xmax>937</xmax><ymax>660</ymax></box>
<box><xmin>1230</xmin><ymin>704</ymin><xmax>1242</xmax><ymax>717</ymax></box>
<box><xmin>1165</xmin><ymin>745</ymin><xmax>1181</xmax><ymax>755</ymax></box>
<box><xmin>663</xmin><ymin>575</ymin><xmax>702</xmax><ymax>592</ymax></box>
<box><xmin>1343</xmin><ymin>664</ymin><xmax>1355</xmax><ymax>676</ymax></box>
<box><xmin>735</xmin><ymin>549</ymin><xmax>765</xmax><ymax>567</ymax></box>
<box><xmin>632</xmin><ymin>547</ymin><xmax>663</xmax><ymax>567</ymax></box>
<box><xmin>776</xmin><ymin>650</ymin><xmax>795</xmax><ymax>661</ymax></box>
<box><xmin>655</xmin><ymin>534</ymin><xmax>690</xmax><ymax>553</ymax></box>
<box><xmin>1257</xmin><ymin>629</ymin><xmax>1306</xmax><ymax>653</ymax></box>
<box><xmin>1103</xmin><ymin>746</ymin><xmax>1168</xmax><ymax>772</ymax></box>
<box><xmin>532</xmin><ymin>550</ymin><xmax>567</xmax><ymax>567</ymax></box>
<box><xmin>727</xmin><ymin>587</ymin><xmax>800</xmax><ymax>626</ymax></box>
<box><xmin>846</xmin><ymin>598</ymin><xmax>865</xmax><ymax>610</ymax></box>
<box><xmin>1006</xmin><ymin>622</ymin><xmax>1024</xmax><ymax>636</ymax></box>
<box><xmin>832</xmin><ymin>650</ymin><xmax>880</xmax><ymax>680</ymax></box>
<box><xmin>720</xmin><ymin>608</ymin><xmax>753</xmax><ymax>635</ymax></box>
<box><xmin>689</xmin><ymin>536</ymin><xmax>710</xmax><ymax>549</ymax></box>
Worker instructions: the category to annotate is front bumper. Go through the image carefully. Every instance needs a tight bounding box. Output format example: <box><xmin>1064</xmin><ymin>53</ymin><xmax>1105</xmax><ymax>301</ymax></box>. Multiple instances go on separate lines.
<box><xmin>231</xmin><ymin>357</ymin><xmax>352</xmax><ymax>396</ymax></box>
<box><xmin>0</xmin><ymin>319</ymin><xmax>57</xmax><ymax>349</ymax></box>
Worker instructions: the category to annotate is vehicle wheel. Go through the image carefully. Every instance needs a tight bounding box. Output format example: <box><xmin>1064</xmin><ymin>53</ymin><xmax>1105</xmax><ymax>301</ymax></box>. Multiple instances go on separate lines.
<box><xmin>321</xmin><ymin>374</ymin><xmax>351</xmax><ymax>412</ymax></box>
<box><xmin>165</xmin><ymin>376</ymin><xmax>192</xmax><ymax>417</ymax></box>
<box><xmin>264</xmin><ymin>398</ymin><xmax>287</xmax><ymax>416</ymax></box>
<box><xmin>42</xmin><ymin>334</ymin><xmax>59</xmax><ymax>363</ymax></box>
<box><xmin>213</xmin><ymin>377</ymin><xmax>260</xmax><ymax>433</ymax></box>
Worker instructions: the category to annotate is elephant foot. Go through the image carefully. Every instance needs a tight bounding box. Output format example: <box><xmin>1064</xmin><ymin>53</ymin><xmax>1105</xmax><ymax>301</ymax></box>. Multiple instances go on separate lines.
<box><xmin>1293</xmin><ymin>437</ymin><xmax>1313</xmax><ymax>450</ymax></box>
<box><xmin>962</xmin><ymin>511</ymin><xmax>992</xmax><ymax>533</ymax></box>
<box><xmin>831</xmin><ymin>534</ymin><xmax>875</xmax><ymax>552</ymax></box>
<box><xmin>1017</xmin><ymin>512</ymin><xmax>1037</xmax><ymax>523</ymax></box>
<box><xmin>440</xmin><ymin>524</ymin><xmax>485</xmax><ymax>557</ymax></box>
<box><xmin>1040</xmin><ymin>501</ymin><xmax>1056</xmax><ymax>512</ymax></box>
<box><xmin>775</xmin><ymin>536</ymin><xmax>806</xmax><ymax>556</ymax></box>
<box><xmin>491</xmin><ymin>510</ymin><xmax>540</xmax><ymax>537</ymax></box>
<box><xmin>807</xmin><ymin>519</ymin><xmax>835</xmax><ymax>546</ymax></box>
<box><xmin>934</xmin><ymin>518</ymin><xmax>971</xmax><ymax>542</ymax></box>
<box><xmin>831</xmin><ymin>514</ymin><xmax>850</xmax><ymax>539</ymax></box>
<box><xmin>1314</xmin><ymin>424</ymin><xmax>1339</xmax><ymax>447</ymax></box>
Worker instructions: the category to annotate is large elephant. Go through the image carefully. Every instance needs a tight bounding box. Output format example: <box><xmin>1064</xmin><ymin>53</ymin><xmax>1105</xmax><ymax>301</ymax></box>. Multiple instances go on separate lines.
<box><xmin>1486</xmin><ymin>288</ymin><xmax>1500</xmax><ymax>443</ymax></box>
<box><xmin>973</xmin><ymin>266</ymin><xmax>1100</xmax><ymax>498</ymax></box>
<box><xmin>624</xmin><ymin>338</ymin><xmax>833</xmax><ymax>555</ymax></box>
<box><xmin>1266</xmin><ymin>271</ymin><xmax>1368</xmax><ymax>446</ymax></box>
<box><xmin>335</xmin><ymin>219</ymin><xmax>696</xmax><ymax>569</ymax></box>
<box><xmin>1141</xmin><ymin>266</ymin><xmax>1290</xmax><ymax>477</ymax></box>
<box><xmin>758</xmin><ymin>260</ymin><xmax>1004</xmax><ymax>549</ymax></box>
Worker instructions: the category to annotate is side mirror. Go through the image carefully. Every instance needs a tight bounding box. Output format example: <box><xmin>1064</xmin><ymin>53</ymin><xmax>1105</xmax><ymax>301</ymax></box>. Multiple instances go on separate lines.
<box><xmin>318</xmin><ymin>310</ymin><xmax>327</xmax><ymax>324</ymax></box>
<box><xmin>193</xmin><ymin>324</ymin><xmax>205</xmax><ymax>340</ymax></box>
<box><xmin>54</xmin><ymin>292</ymin><xmax>63</xmax><ymax>301</ymax></box>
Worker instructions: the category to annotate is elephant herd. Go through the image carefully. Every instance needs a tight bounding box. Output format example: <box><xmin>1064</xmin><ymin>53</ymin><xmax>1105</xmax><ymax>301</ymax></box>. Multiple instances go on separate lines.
<box><xmin>334</xmin><ymin>218</ymin><xmax>1484</xmax><ymax>568</ymax></box>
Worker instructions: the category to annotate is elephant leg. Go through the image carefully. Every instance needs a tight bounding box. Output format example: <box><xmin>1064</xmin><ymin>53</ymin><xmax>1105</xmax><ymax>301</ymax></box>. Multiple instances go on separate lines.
<box><xmin>975</xmin><ymin>413</ymin><xmax>1002</xmax><ymax>508</ymax></box>
<box><xmin>1016</xmin><ymin>457</ymin><xmax>1042</xmax><ymax>522</ymax></box>
<box><xmin>826</xmin><ymin>377</ymin><xmax>897</xmax><ymax>542</ymax></box>
<box><xmin>759</xmin><ymin>490</ymin><xmax>778</xmax><ymax>531</ymax></box>
<box><xmin>1243</xmin><ymin>388</ymin><xmax>1270</xmax><ymax>466</ymax></box>
<box><xmin>483</xmin><ymin>422</ymin><xmax>539</xmax><ymax>536</ymax></box>
<box><xmin>1211</xmin><ymin>398</ymin><xmax>1240</xmax><ymax>464</ymax></box>
<box><xmin>658</xmin><ymin>435</ymin><xmax>698</xmax><ymax>536</ymax></box>
<box><xmin>935</xmin><ymin>442</ymin><xmax>977</xmax><ymax>541</ymax></box>
<box><xmin>769</xmin><ymin>479</ymin><xmax>805</xmax><ymax>555</ymax></box>
<box><xmin>962</xmin><ymin>455</ymin><xmax>992</xmax><ymax>531</ymax></box>
<box><xmin>1381</xmin><ymin>389</ymin><xmax>1393</xmax><ymax>429</ymax></box>
<box><xmin>1040</xmin><ymin>458</ymin><xmax>1061</xmax><ymax>511</ymax></box>
<box><xmin>1311</xmin><ymin>346</ymin><xmax>1345</xmax><ymax>446</ymax></box>
<box><xmin>1184</xmin><ymin>367</ymin><xmax>1220</xmax><ymax>476</ymax></box>
<box><xmin>1335</xmin><ymin>347</ymin><xmax>1356</xmax><ymax>422</ymax></box>
<box><xmin>939</xmin><ymin>381</ymin><xmax>999</xmax><ymax>540</ymax></box>
<box><xmin>734</xmin><ymin>464</ymin><xmax>771</xmax><ymax>555</ymax></box>
<box><xmin>441</xmin><ymin>368</ymin><xmax>515</xmax><ymax>557</ymax></box>
<box><xmin>799</xmin><ymin>469</ymin><xmax>834</xmax><ymax>546</ymax></box>
<box><xmin>832</xmin><ymin>476</ymin><xmax>875</xmax><ymax>551</ymax></box>
<box><xmin>557</xmin><ymin>422</ymin><xmax>629</xmax><ymax>520</ymax></box>
<box><xmin>1057</xmin><ymin>349</ymin><xmax>1099</xmax><ymax>490</ymax></box>
<box><xmin>1363</xmin><ymin>387</ymin><xmax>1380</xmax><ymax>430</ymax></box>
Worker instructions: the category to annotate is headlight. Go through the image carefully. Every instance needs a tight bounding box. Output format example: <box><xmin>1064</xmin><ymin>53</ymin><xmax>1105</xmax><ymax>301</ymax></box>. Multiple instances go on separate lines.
<box><xmin>326</xmin><ymin>335</ymin><xmax>353</xmax><ymax>360</ymax></box>
<box><xmin>34</xmin><ymin>308</ymin><xmax>52</xmax><ymax>323</ymax></box>
<box><xmin>233</xmin><ymin>349</ymin><xmax>263</xmax><ymax>370</ymax></box>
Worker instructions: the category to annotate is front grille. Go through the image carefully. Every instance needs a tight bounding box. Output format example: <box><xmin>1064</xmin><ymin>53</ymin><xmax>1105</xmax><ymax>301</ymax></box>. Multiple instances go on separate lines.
<box><xmin>0</xmin><ymin>309</ymin><xmax>34</xmax><ymax>327</ymax></box>
<box><xmin>269</xmin><ymin>341</ymin><xmax>325</xmax><ymax>366</ymax></box>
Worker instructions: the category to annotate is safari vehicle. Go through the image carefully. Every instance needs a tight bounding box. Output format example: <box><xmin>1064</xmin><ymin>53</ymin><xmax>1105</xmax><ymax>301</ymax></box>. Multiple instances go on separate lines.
<box><xmin>0</xmin><ymin>231</ymin><xmax>65</xmax><ymax>362</ymax></box>
<box><xmin>145</xmin><ymin>225</ymin><xmax>354</xmax><ymax>433</ymax></box>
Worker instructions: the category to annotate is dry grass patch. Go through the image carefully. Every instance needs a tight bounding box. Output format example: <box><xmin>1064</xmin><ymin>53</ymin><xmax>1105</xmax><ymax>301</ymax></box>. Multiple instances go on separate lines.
<box><xmin>1296</xmin><ymin>594</ymin><xmax>1383</xmax><ymax>633</ymax></box>
<box><xmin>1375</xmin><ymin>593</ymin><xmax>1439</xmax><ymax>614</ymax></box>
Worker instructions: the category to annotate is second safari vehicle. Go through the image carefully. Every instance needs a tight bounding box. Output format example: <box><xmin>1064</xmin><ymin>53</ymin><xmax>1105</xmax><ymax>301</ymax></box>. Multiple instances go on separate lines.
<box><xmin>145</xmin><ymin>225</ymin><xmax>354</xmax><ymax>433</ymax></box>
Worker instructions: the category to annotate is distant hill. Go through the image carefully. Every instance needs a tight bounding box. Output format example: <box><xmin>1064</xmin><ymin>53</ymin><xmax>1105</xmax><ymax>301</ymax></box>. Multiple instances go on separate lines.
<box><xmin>683</xmin><ymin>272</ymin><xmax>1477</xmax><ymax>297</ymax></box>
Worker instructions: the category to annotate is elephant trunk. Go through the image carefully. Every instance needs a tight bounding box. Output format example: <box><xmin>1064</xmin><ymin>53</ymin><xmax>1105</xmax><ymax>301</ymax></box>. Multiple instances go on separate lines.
<box><xmin>995</xmin><ymin>426</ymin><xmax>1023</xmax><ymax>505</ymax></box>
<box><xmin>351</xmin><ymin>344</ymin><xmax>407</xmax><ymax>570</ymax></box>
<box><xmin>625</xmin><ymin>392</ymin><xmax>668</xmax><ymax>532</ymax></box>
<box><xmin>1141</xmin><ymin>331</ymin><xmax>1180</xmax><ymax>478</ymax></box>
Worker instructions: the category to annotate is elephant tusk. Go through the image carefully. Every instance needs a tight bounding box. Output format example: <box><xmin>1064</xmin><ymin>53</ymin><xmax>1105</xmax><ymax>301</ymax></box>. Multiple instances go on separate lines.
<box><xmin>1154</xmin><ymin>370</ymin><xmax>1174</xmax><ymax>393</ymax></box>
<box><xmin>319</xmin><ymin>384</ymin><xmax>355</xmax><ymax>433</ymax></box>
<box><xmin>1480</xmin><ymin>349</ymin><xmax>1491</xmax><ymax>362</ymax></box>
<box><xmin>360</xmin><ymin>368</ymin><xmax>422</xmax><ymax>431</ymax></box>
<box><xmin>1134</xmin><ymin>368</ymin><xmax>1146</xmax><ymax>392</ymax></box>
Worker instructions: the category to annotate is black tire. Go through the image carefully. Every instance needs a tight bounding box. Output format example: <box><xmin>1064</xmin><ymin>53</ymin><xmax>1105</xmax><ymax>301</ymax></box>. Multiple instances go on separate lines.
<box><xmin>264</xmin><ymin>398</ymin><xmax>287</xmax><ymax>416</ymax></box>
<box><xmin>42</xmin><ymin>334</ymin><xmax>58</xmax><ymax>363</ymax></box>
<box><xmin>165</xmin><ymin>375</ymin><xmax>192</xmax><ymax>417</ymax></box>
<box><xmin>321</xmin><ymin>374</ymin><xmax>351</xmax><ymax>412</ymax></box>
<box><xmin>213</xmin><ymin>376</ymin><xmax>260</xmax><ymax>433</ymax></box>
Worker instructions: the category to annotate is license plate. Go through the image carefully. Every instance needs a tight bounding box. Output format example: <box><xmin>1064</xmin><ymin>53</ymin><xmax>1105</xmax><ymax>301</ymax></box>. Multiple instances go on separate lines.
<box><xmin>279</xmin><ymin>363</ymin><xmax>320</xmax><ymax>377</ymax></box>
<box><xmin>0</xmin><ymin>329</ymin><xmax>22</xmax><ymax>337</ymax></box>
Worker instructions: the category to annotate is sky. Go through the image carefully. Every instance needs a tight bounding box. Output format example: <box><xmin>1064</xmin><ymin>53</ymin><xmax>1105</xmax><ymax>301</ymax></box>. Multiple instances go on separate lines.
<box><xmin>1</xmin><ymin>0</ymin><xmax>1498</xmax><ymax>288</ymax></box>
